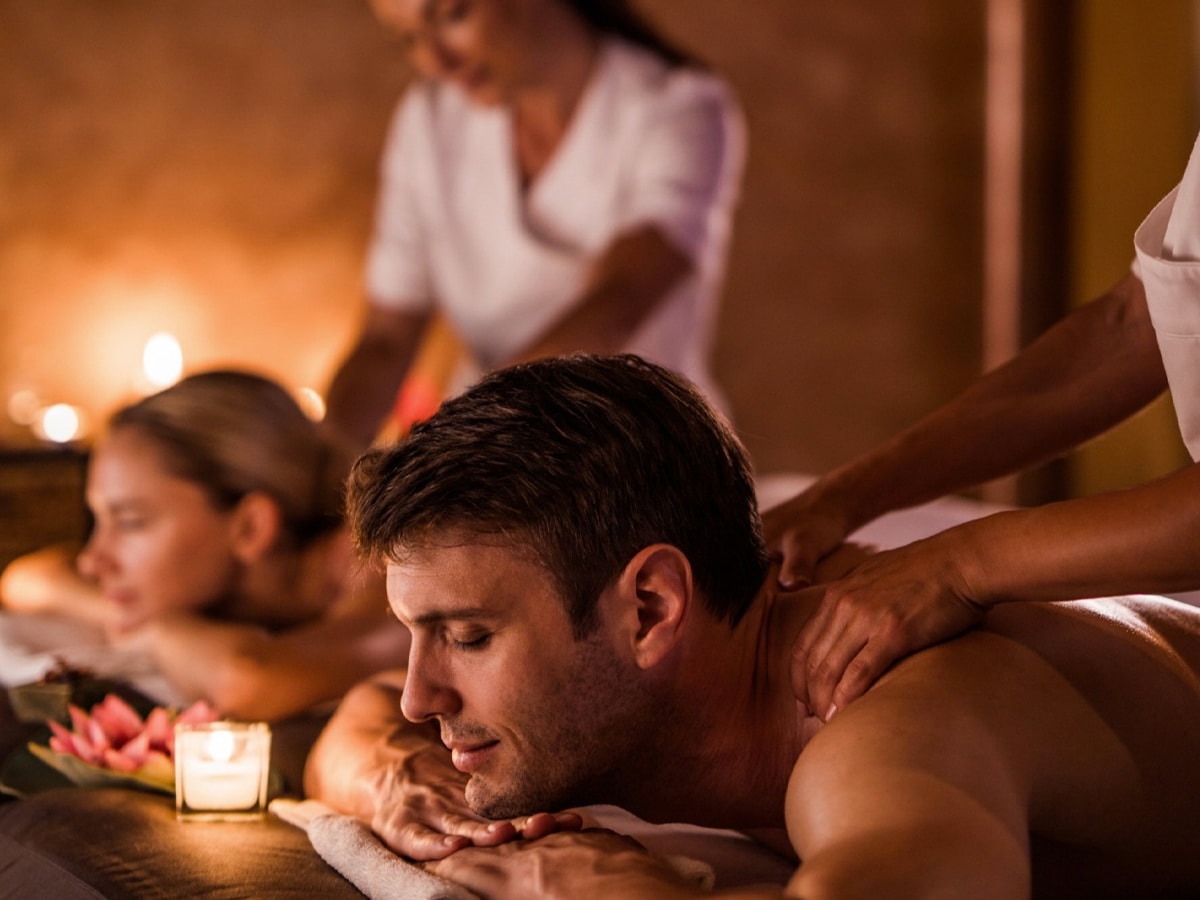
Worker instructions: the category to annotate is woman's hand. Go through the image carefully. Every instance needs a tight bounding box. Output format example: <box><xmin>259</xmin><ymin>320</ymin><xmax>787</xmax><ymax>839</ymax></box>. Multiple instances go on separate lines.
<box><xmin>761</xmin><ymin>491</ymin><xmax>855</xmax><ymax>590</ymax></box>
<box><xmin>793</xmin><ymin>536</ymin><xmax>989</xmax><ymax>722</ymax></box>
<box><xmin>426</xmin><ymin>828</ymin><xmax>701</xmax><ymax>900</ymax></box>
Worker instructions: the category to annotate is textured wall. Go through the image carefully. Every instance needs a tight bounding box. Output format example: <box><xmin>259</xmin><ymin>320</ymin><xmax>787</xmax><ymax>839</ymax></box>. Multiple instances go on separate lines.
<box><xmin>0</xmin><ymin>1</ymin><xmax>986</xmax><ymax>479</ymax></box>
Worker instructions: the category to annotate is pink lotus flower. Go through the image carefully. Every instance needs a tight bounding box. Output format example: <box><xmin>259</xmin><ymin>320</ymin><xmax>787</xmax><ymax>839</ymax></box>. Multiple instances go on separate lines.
<box><xmin>45</xmin><ymin>693</ymin><xmax>218</xmax><ymax>781</ymax></box>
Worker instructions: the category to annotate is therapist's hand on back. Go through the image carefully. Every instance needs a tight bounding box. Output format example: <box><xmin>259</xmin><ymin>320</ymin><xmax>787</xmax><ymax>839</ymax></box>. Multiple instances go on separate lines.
<box><xmin>788</xmin><ymin>533</ymin><xmax>990</xmax><ymax>721</ymax></box>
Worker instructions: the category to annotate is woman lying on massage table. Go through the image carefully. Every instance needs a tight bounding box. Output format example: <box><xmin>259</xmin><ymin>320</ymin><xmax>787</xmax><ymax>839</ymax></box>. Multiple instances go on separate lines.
<box><xmin>0</xmin><ymin>369</ymin><xmax>410</xmax><ymax>722</ymax></box>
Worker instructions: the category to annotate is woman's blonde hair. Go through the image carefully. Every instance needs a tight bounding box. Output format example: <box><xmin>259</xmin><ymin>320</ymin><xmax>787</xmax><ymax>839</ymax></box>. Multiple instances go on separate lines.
<box><xmin>109</xmin><ymin>370</ymin><xmax>353</xmax><ymax>545</ymax></box>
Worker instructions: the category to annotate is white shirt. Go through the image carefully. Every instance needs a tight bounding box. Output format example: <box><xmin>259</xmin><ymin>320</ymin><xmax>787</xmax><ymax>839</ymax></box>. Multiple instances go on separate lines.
<box><xmin>1134</xmin><ymin>129</ymin><xmax>1200</xmax><ymax>461</ymax></box>
<box><xmin>364</xmin><ymin>37</ymin><xmax>745</xmax><ymax>408</ymax></box>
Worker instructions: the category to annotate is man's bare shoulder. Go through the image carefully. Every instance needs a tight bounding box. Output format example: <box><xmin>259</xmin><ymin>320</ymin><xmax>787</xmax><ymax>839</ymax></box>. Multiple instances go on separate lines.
<box><xmin>785</xmin><ymin>594</ymin><xmax>1200</xmax><ymax>897</ymax></box>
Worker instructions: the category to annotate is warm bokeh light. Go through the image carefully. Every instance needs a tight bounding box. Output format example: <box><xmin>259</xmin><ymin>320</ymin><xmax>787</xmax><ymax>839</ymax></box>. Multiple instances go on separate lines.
<box><xmin>294</xmin><ymin>386</ymin><xmax>326</xmax><ymax>422</ymax></box>
<box><xmin>35</xmin><ymin>404</ymin><xmax>84</xmax><ymax>443</ymax></box>
<box><xmin>143</xmin><ymin>332</ymin><xmax>184</xmax><ymax>389</ymax></box>
<box><xmin>7</xmin><ymin>389</ymin><xmax>41</xmax><ymax>427</ymax></box>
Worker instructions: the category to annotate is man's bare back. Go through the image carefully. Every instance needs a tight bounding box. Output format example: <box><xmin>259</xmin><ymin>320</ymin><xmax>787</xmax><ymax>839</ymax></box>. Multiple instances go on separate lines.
<box><xmin>783</xmin><ymin>592</ymin><xmax>1200</xmax><ymax>899</ymax></box>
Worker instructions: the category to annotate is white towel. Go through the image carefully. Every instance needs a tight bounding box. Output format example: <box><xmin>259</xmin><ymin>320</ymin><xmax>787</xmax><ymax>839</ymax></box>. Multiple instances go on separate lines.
<box><xmin>271</xmin><ymin>799</ymin><xmax>720</xmax><ymax>897</ymax></box>
<box><xmin>271</xmin><ymin>799</ymin><xmax>479</xmax><ymax>900</ymax></box>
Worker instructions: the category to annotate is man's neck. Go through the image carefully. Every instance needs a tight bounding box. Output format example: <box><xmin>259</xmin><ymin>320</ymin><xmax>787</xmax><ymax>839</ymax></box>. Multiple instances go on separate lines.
<box><xmin>616</xmin><ymin>584</ymin><xmax>825</xmax><ymax>830</ymax></box>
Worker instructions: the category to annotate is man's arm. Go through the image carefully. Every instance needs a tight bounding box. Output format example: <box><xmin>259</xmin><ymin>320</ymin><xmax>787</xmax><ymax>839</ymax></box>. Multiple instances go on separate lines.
<box><xmin>323</xmin><ymin>306</ymin><xmax>430</xmax><ymax>453</ymax></box>
<box><xmin>786</xmin><ymin>636</ymin><xmax>1037</xmax><ymax>900</ymax></box>
<box><xmin>764</xmin><ymin>271</ymin><xmax>1165</xmax><ymax>588</ymax></box>
<box><xmin>304</xmin><ymin>670</ymin><xmax>581</xmax><ymax>860</ymax></box>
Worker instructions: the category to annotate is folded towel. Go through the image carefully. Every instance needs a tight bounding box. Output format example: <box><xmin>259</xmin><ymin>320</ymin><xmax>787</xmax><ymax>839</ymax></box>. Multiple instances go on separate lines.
<box><xmin>272</xmin><ymin>799</ymin><xmax>478</xmax><ymax>900</ymax></box>
<box><xmin>271</xmin><ymin>799</ymin><xmax>717</xmax><ymax>897</ymax></box>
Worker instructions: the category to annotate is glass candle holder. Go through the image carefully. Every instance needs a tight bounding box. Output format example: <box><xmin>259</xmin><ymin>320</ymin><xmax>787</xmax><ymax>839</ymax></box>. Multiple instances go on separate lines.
<box><xmin>174</xmin><ymin>721</ymin><xmax>271</xmax><ymax>822</ymax></box>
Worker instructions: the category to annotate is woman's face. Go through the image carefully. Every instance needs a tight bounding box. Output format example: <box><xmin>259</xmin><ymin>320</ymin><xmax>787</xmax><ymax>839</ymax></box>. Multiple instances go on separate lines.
<box><xmin>77</xmin><ymin>427</ymin><xmax>242</xmax><ymax>631</ymax></box>
<box><xmin>370</xmin><ymin>0</ymin><xmax>540</xmax><ymax>105</ymax></box>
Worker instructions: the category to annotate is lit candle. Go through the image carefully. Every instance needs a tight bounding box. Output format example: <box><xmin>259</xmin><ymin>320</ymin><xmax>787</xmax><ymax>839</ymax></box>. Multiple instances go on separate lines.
<box><xmin>175</xmin><ymin>722</ymin><xmax>271</xmax><ymax>822</ymax></box>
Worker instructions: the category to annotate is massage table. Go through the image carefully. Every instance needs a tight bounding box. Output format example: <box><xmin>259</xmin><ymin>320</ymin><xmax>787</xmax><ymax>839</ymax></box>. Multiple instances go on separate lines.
<box><xmin>2</xmin><ymin>479</ymin><xmax>1194</xmax><ymax>897</ymax></box>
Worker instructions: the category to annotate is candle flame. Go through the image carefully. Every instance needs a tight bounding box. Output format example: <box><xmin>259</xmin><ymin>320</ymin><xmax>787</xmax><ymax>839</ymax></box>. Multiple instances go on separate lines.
<box><xmin>205</xmin><ymin>729</ymin><xmax>236</xmax><ymax>763</ymax></box>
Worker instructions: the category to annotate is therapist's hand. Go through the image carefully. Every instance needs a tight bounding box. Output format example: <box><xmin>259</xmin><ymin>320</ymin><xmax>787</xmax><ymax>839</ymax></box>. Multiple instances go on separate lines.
<box><xmin>762</xmin><ymin>488</ymin><xmax>860</xmax><ymax>590</ymax></box>
<box><xmin>793</xmin><ymin>536</ymin><xmax>989</xmax><ymax>721</ymax></box>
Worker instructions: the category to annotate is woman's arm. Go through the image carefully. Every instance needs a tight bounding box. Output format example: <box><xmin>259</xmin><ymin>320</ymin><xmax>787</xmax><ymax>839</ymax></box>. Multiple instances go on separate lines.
<box><xmin>517</xmin><ymin>225</ymin><xmax>691</xmax><ymax>361</ymax></box>
<box><xmin>764</xmin><ymin>271</ymin><xmax>1165</xmax><ymax>589</ymax></box>
<box><xmin>323</xmin><ymin>306</ymin><xmax>431</xmax><ymax>453</ymax></box>
<box><xmin>127</xmin><ymin>605</ymin><xmax>411</xmax><ymax>722</ymax></box>
<box><xmin>519</xmin><ymin>71</ymin><xmax>743</xmax><ymax>365</ymax></box>
<box><xmin>0</xmin><ymin>544</ymin><xmax>115</xmax><ymax>628</ymax></box>
<box><xmin>795</xmin><ymin>458</ymin><xmax>1200</xmax><ymax>721</ymax></box>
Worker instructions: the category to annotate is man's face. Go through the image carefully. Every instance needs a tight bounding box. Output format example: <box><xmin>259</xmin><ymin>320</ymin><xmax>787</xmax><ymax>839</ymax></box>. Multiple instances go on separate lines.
<box><xmin>387</xmin><ymin>537</ymin><xmax>652</xmax><ymax>817</ymax></box>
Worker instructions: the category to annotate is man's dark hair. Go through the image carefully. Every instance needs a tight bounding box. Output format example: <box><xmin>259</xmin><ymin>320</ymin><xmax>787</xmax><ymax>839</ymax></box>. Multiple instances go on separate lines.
<box><xmin>346</xmin><ymin>354</ymin><xmax>769</xmax><ymax>634</ymax></box>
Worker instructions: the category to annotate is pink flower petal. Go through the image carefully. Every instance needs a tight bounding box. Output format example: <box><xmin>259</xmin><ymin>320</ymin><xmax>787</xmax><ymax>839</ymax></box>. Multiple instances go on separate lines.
<box><xmin>67</xmin><ymin>704</ymin><xmax>91</xmax><ymax>735</ymax></box>
<box><xmin>143</xmin><ymin>707</ymin><xmax>174</xmax><ymax>753</ymax></box>
<box><xmin>119</xmin><ymin>729</ymin><xmax>151</xmax><ymax>765</ymax></box>
<box><xmin>104</xmin><ymin>747</ymin><xmax>142</xmax><ymax>773</ymax></box>
<box><xmin>93</xmin><ymin>694</ymin><xmax>144</xmax><ymax>746</ymax></box>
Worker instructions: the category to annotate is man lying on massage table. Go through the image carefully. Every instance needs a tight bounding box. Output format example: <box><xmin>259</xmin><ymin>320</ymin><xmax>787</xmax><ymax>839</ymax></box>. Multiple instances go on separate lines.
<box><xmin>306</xmin><ymin>354</ymin><xmax>1200</xmax><ymax>899</ymax></box>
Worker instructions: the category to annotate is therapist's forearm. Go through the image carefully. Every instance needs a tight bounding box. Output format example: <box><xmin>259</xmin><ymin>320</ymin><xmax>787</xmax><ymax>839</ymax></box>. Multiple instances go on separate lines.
<box><xmin>951</xmin><ymin>460</ymin><xmax>1200</xmax><ymax>603</ymax></box>
<box><xmin>324</xmin><ymin>308</ymin><xmax>428</xmax><ymax>452</ymax></box>
<box><xmin>516</xmin><ymin>226</ymin><xmax>690</xmax><ymax>362</ymax></box>
<box><xmin>807</xmin><ymin>272</ymin><xmax>1166</xmax><ymax>534</ymax></box>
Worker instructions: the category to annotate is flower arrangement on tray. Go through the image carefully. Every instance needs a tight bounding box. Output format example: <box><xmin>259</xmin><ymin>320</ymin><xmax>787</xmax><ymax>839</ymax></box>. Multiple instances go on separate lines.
<box><xmin>28</xmin><ymin>692</ymin><xmax>219</xmax><ymax>793</ymax></box>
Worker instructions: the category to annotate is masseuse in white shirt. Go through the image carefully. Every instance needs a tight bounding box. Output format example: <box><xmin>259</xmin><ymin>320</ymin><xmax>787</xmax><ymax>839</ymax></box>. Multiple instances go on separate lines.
<box><xmin>763</xmin><ymin>130</ymin><xmax>1200</xmax><ymax>725</ymax></box>
<box><xmin>324</xmin><ymin>0</ymin><xmax>745</xmax><ymax>451</ymax></box>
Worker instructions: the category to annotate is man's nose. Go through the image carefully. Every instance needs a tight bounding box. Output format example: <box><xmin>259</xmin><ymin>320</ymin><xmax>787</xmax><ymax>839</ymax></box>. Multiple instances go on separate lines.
<box><xmin>399</xmin><ymin>642</ymin><xmax>460</xmax><ymax>723</ymax></box>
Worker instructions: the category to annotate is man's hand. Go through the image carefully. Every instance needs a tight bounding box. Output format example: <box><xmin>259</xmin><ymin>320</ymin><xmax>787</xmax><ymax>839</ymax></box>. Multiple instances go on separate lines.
<box><xmin>426</xmin><ymin>828</ymin><xmax>701</xmax><ymax>900</ymax></box>
<box><xmin>793</xmin><ymin>537</ymin><xmax>988</xmax><ymax>721</ymax></box>
<box><xmin>367</xmin><ymin>734</ymin><xmax>583</xmax><ymax>859</ymax></box>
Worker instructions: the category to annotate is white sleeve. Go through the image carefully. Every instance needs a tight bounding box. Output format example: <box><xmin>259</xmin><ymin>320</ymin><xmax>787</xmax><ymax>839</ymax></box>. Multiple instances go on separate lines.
<box><xmin>1133</xmin><ymin>129</ymin><xmax>1200</xmax><ymax>461</ymax></box>
<box><xmin>363</xmin><ymin>87</ymin><xmax>436</xmax><ymax>313</ymax></box>
<box><xmin>617</xmin><ymin>71</ymin><xmax>746</xmax><ymax>264</ymax></box>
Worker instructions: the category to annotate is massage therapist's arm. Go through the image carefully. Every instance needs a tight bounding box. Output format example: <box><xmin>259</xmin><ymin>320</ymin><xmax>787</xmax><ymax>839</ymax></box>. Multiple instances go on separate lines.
<box><xmin>516</xmin><ymin>224</ymin><xmax>691</xmax><ymax>362</ymax></box>
<box><xmin>795</xmin><ymin>459</ymin><xmax>1200</xmax><ymax>722</ymax></box>
<box><xmin>323</xmin><ymin>306</ymin><xmax>431</xmax><ymax>453</ymax></box>
<box><xmin>764</xmin><ymin>272</ymin><xmax>1164</xmax><ymax>589</ymax></box>
<box><xmin>304</xmin><ymin>670</ymin><xmax>581</xmax><ymax>860</ymax></box>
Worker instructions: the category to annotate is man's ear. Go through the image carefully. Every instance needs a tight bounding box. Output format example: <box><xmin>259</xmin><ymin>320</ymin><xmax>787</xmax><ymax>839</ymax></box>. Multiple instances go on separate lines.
<box><xmin>612</xmin><ymin>544</ymin><xmax>693</xmax><ymax>670</ymax></box>
<box><xmin>229</xmin><ymin>491</ymin><xmax>284</xmax><ymax>563</ymax></box>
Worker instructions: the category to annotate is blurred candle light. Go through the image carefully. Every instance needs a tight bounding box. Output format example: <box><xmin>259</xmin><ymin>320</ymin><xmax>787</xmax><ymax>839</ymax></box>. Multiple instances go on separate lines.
<box><xmin>143</xmin><ymin>332</ymin><xmax>183</xmax><ymax>389</ymax></box>
<box><xmin>175</xmin><ymin>721</ymin><xmax>271</xmax><ymax>822</ymax></box>
<box><xmin>7</xmin><ymin>388</ymin><xmax>40</xmax><ymax>427</ymax></box>
<box><xmin>34</xmin><ymin>403</ymin><xmax>84</xmax><ymax>444</ymax></box>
